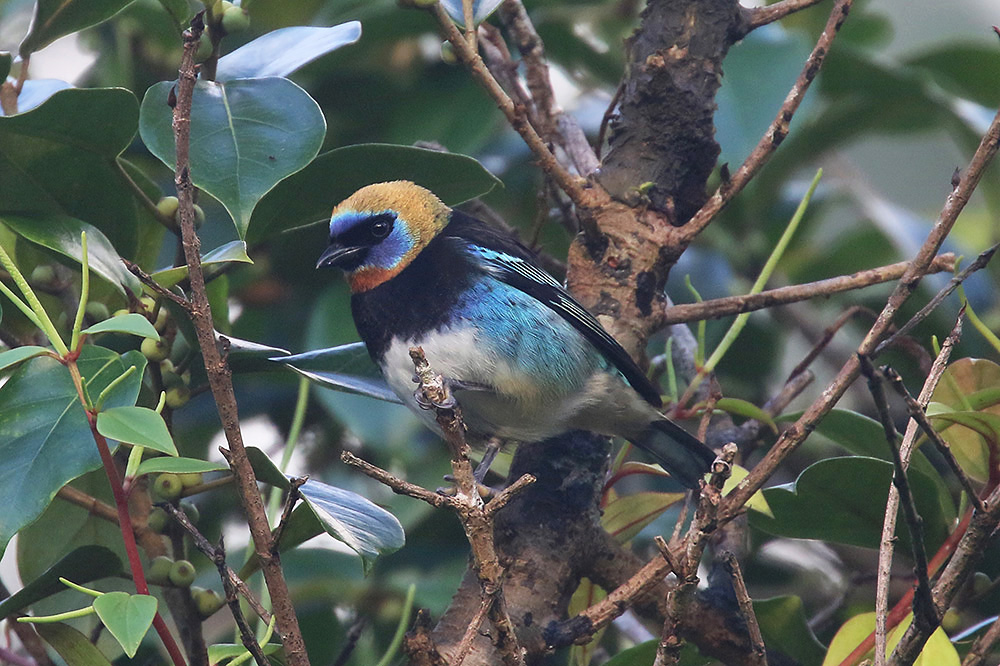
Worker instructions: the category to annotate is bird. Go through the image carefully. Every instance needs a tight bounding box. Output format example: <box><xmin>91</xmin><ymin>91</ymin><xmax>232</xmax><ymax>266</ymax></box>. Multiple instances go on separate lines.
<box><xmin>316</xmin><ymin>181</ymin><xmax>715</xmax><ymax>489</ymax></box>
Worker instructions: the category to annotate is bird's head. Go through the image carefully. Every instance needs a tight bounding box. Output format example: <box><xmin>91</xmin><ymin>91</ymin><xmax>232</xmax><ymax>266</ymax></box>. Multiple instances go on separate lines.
<box><xmin>316</xmin><ymin>181</ymin><xmax>451</xmax><ymax>292</ymax></box>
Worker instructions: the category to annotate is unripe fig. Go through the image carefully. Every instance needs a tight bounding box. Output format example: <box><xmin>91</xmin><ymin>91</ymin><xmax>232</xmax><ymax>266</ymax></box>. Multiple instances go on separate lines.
<box><xmin>179</xmin><ymin>473</ymin><xmax>203</xmax><ymax>489</ymax></box>
<box><xmin>147</xmin><ymin>556</ymin><xmax>174</xmax><ymax>585</ymax></box>
<box><xmin>30</xmin><ymin>265</ymin><xmax>55</xmax><ymax>284</ymax></box>
<box><xmin>168</xmin><ymin>559</ymin><xmax>196</xmax><ymax>587</ymax></box>
<box><xmin>153</xmin><ymin>473</ymin><xmax>184</xmax><ymax>501</ymax></box>
<box><xmin>141</xmin><ymin>337</ymin><xmax>169</xmax><ymax>362</ymax></box>
<box><xmin>165</xmin><ymin>386</ymin><xmax>191</xmax><ymax>409</ymax></box>
<box><xmin>85</xmin><ymin>301</ymin><xmax>109</xmax><ymax>321</ymax></box>
<box><xmin>156</xmin><ymin>196</ymin><xmax>179</xmax><ymax>219</ymax></box>
<box><xmin>221</xmin><ymin>5</ymin><xmax>250</xmax><ymax>34</ymax></box>
<box><xmin>440</xmin><ymin>41</ymin><xmax>457</xmax><ymax>64</ymax></box>
<box><xmin>112</xmin><ymin>308</ymin><xmax>130</xmax><ymax>318</ymax></box>
<box><xmin>147</xmin><ymin>507</ymin><xmax>169</xmax><ymax>533</ymax></box>
<box><xmin>153</xmin><ymin>307</ymin><xmax>169</xmax><ymax>332</ymax></box>
<box><xmin>139</xmin><ymin>295</ymin><xmax>157</xmax><ymax>313</ymax></box>
<box><xmin>193</xmin><ymin>587</ymin><xmax>225</xmax><ymax>618</ymax></box>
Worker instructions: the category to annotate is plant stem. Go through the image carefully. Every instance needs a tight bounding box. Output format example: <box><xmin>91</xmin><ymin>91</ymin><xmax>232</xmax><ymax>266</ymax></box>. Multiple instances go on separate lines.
<box><xmin>70</xmin><ymin>231</ymin><xmax>89</xmax><ymax>351</ymax></box>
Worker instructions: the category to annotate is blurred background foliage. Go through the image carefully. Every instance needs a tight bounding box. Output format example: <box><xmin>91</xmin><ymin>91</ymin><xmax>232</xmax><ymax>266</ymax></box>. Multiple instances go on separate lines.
<box><xmin>2</xmin><ymin>0</ymin><xmax>1000</xmax><ymax>663</ymax></box>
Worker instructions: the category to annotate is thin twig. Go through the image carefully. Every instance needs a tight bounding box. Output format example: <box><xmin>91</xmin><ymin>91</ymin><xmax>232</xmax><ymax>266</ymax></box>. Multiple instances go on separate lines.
<box><xmin>270</xmin><ymin>477</ymin><xmax>307</xmax><ymax>551</ymax></box>
<box><xmin>722</xmin><ymin>98</ymin><xmax>1000</xmax><ymax>520</ymax></box>
<box><xmin>859</xmin><ymin>356</ymin><xmax>937</xmax><ymax>634</ymax></box>
<box><xmin>452</xmin><ymin>599</ymin><xmax>492</xmax><ymax>666</ymax></box>
<box><xmin>214</xmin><ymin>536</ymin><xmax>269</xmax><ymax>666</ymax></box>
<box><xmin>662</xmin><ymin>255</ymin><xmax>954</xmax><ymax>325</ymax></box>
<box><xmin>169</xmin><ymin>16</ymin><xmax>306</xmax><ymax>662</ymax></box>
<box><xmin>874</xmin><ymin>243</ymin><xmax>997</xmax><ymax>357</ymax></box>
<box><xmin>721</xmin><ymin>552</ymin><xmax>767</xmax><ymax>666</ymax></box>
<box><xmin>160</xmin><ymin>503</ymin><xmax>272</xmax><ymax>624</ymax></box>
<box><xmin>785</xmin><ymin>306</ymin><xmax>875</xmax><ymax>383</ymax></box>
<box><xmin>681</xmin><ymin>0</ymin><xmax>853</xmax><ymax>242</ymax></box>
<box><xmin>340</xmin><ymin>451</ymin><xmax>450</xmax><ymax>508</ymax></box>
<box><xmin>122</xmin><ymin>259</ymin><xmax>193</xmax><ymax>312</ymax></box>
<box><xmin>744</xmin><ymin>0</ymin><xmax>829</xmax><ymax>31</ymax></box>
<box><xmin>961</xmin><ymin>614</ymin><xmax>1000</xmax><ymax>666</ymax></box>
<box><xmin>424</xmin><ymin>3</ymin><xmax>593</xmax><ymax>223</ymax></box>
<box><xmin>332</xmin><ymin>618</ymin><xmax>366</xmax><ymax>666</ymax></box>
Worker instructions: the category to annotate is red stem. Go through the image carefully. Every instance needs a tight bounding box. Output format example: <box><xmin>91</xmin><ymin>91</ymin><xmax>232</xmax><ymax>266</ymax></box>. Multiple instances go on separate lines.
<box><xmin>86</xmin><ymin>409</ymin><xmax>187</xmax><ymax>666</ymax></box>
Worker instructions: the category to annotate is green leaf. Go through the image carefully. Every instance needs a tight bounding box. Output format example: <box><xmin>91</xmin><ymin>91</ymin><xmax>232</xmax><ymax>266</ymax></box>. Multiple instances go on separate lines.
<box><xmin>0</xmin><ymin>346</ymin><xmax>142</xmax><ymax>558</ymax></box>
<box><xmin>96</xmin><ymin>406</ymin><xmax>176</xmax><ymax>455</ymax></box>
<box><xmin>246</xmin><ymin>143</ymin><xmax>502</xmax><ymax>244</ymax></box>
<box><xmin>440</xmin><ymin>0</ymin><xmax>503</xmax><ymax>27</ymax></box>
<box><xmin>150</xmin><ymin>240</ymin><xmax>253</xmax><ymax>289</ymax></box>
<box><xmin>723</xmin><ymin>464</ymin><xmax>772</xmax><ymax>518</ymax></box>
<box><xmin>298</xmin><ymin>478</ymin><xmax>405</xmax><ymax>574</ymax></box>
<box><xmin>273</xmin><ymin>343</ymin><xmax>401</xmax><ymax>403</ymax></box>
<box><xmin>92</xmin><ymin>592</ymin><xmax>158</xmax><ymax>658</ymax></box>
<box><xmin>821</xmin><ymin>612</ymin><xmax>959</xmax><ymax>666</ymax></box>
<box><xmin>0</xmin><ymin>88</ymin><xmax>140</xmax><ymax>254</ymax></box>
<box><xmin>135</xmin><ymin>457</ymin><xmax>228</xmax><ymax>476</ymax></box>
<box><xmin>0</xmin><ymin>546</ymin><xmax>122</xmax><ymax>620</ymax></box>
<box><xmin>601</xmin><ymin>491</ymin><xmax>684</xmax><ymax>543</ymax></box>
<box><xmin>754</xmin><ymin>596</ymin><xmax>826</xmax><ymax>666</ymax></box>
<box><xmin>19</xmin><ymin>0</ymin><xmax>134</xmax><ymax>56</ymax></box>
<box><xmin>246</xmin><ymin>446</ymin><xmax>289</xmax><ymax>489</ymax></box>
<box><xmin>568</xmin><ymin>578</ymin><xmax>607</xmax><ymax>666</ymax></box>
<box><xmin>207</xmin><ymin>642</ymin><xmax>283</xmax><ymax>663</ymax></box>
<box><xmin>83</xmin><ymin>313</ymin><xmax>159</xmax><ymax>339</ymax></box>
<box><xmin>0</xmin><ymin>346</ymin><xmax>49</xmax><ymax>373</ymax></box>
<box><xmin>928</xmin><ymin>358</ymin><xmax>1000</xmax><ymax>483</ymax></box>
<box><xmin>35</xmin><ymin>622</ymin><xmax>113</xmax><ymax>666</ymax></box>
<box><xmin>2</xmin><ymin>214</ymin><xmax>141</xmax><ymax>296</ymax></box>
<box><xmin>140</xmin><ymin>77</ymin><xmax>325</xmax><ymax>238</ymax></box>
<box><xmin>216</xmin><ymin>22</ymin><xmax>362</xmax><ymax>80</ymax></box>
<box><xmin>749</xmin><ymin>457</ymin><xmax>948</xmax><ymax>552</ymax></box>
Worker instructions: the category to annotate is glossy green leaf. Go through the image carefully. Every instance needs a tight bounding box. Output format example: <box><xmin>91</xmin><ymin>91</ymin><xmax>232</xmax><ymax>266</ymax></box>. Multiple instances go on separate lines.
<box><xmin>246</xmin><ymin>446</ymin><xmax>289</xmax><ymax>489</ymax></box>
<box><xmin>601</xmin><ymin>491</ymin><xmax>684</xmax><ymax>543</ymax></box>
<box><xmin>907</xmin><ymin>45</ymin><xmax>1000</xmax><ymax>108</ymax></box>
<box><xmin>9</xmin><ymin>79</ymin><xmax>73</xmax><ymax>115</ymax></box>
<box><xmin>140</xmin><ymin>77</ymin><xmax>325</xmax><ymax>238</ymax></box>
<box><xmin>97</xmin><ymin>406</ymin><xmax>176</xmax><ymax>455</ymax></box>
<box><xmin>749</xmin><ymin>457</ymin><xmax>948</xmax><ymax>552</ymax></box>
<box><xmin>156</xmin><ymin>0</ymin><xmax>189</xmax><ymax>29</ymax></box>
<box><xmin>93</xmin><ymin>591</ymin><xmax>158</xmax><ymax>658</ymax></box>
<box><xmin>298</xmin><ymin>478</ymin><xmax>405</xmax><ymax>574</ymax></box>
<box><xmin>150</xmin><ymin>241</ymin><xmax>253</xmax><ymax>289</ymax></box>
<box><xmin>246</xmin><ymin>143</ymin><xmax>502</xmax><ymax>244</ymax></box>
<box><xmin>822</xmin><ymin>612</ymin><xmax>959</xmax><ymax>666</ymax></box>
<box><xmin>723</xmin><ymin>464</ymin><xmax>772</xmax><ymax>518</ymax></box>
<box><xmin>754</xmin><ymin>596</ymin><xmax>826</xmax><ymax>666</ymax></box>
<box><xmin>2</xmin><ymin>215</ymin><xmax>141</xmax><ymax>295</ymax></box>
<box><xmin>928</xmin><ymin>358</ymin><xmax>1000</xmax><ymax>483</ymax></box>
<box><xmin>216</xmin><ymin>22</ymin><xmax>362</xmax><ymax>80</ymax></box>
<box><xmin>715</xmin><ymin>397</ymin><xmax>777</xmax><ymax>433</ymax></box>
<box><xmin>135</xmin><ymin>457</ymin><xmax>228</xmax><ymax>476</ymax></box>
<box><xmin>19</xmin><ymin>0</ymin><xmax>134</xmax><ymax>56</ymax></box>
<box><xmin>274</xmin><ymin>343</ymin><xmax>401</xmax><ymax>404</ymax></box>
<box><xmin>0</xmin><ymin>88</ymin><xmax>139</xmax><ymax>253</ymax></box>
<box><xmin>35</xmin><ymin>622</ymin><xmax>113</xmax><ymax>666</ymax></box>
<box><xmin>440</xmin><ymin>0</ymin><xmax>503</xmax><ymax>27</ymax></box>
<box><xmin>0</xmin><ymin>546</ymin><xmax>122</xmax><ymax>619</ymax></box>
<box><xmin>83</xmin><ymin>313</ymin><xmax>159</xmax><ymax>339</ymax></box>
<box><xmin>0</xmin><ymin>346</ymin><xmax>49</xmax><ymax>373</ymax></box>
<box><xmin>0</xmin><ymin>346</ymin><xmax>143</xmax><ymax>558</ymax></box>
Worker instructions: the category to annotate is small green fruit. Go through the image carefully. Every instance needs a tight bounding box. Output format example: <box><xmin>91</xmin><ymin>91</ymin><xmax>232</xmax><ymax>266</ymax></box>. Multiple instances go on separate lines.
<box><xmin>156</xmin><ymin>196</ymin><xmax>179</xmax><ymax>219</ymax></box>
<box><xmin>941</xmin><ymin>608</ymin><xmax>961</xmax><ymax>632</ymax></box>
<box><xmin>147</xmin><ymin>556</ymin><xmax>174</xmax><ymax>585</ymax></box>
<box><xmin>973</xmin><ymin>571</ymin><xmax>992</xmax><ymax>596</ymax></box>
<box><xmin>141</xmin><ymin>337</ymin><xmax>169</xmax><ymax>362</ymax></box>
<box><xmin>139</xmin><ymin>295</ymin><xmax>157</xmax><ymax>313</ymax></box>
<box><xmin>180</xmin><ymin>500</ymin><xmax>200</xmax><ymax>524</ymax></box>
<box><xmin>165</xmin><ymin>386</ymin><xmax>191</xmax><ymax>409</ymax></box>
<box><xmin>196</xmin><ymin>33</ymin><xmax>213</xmax><ymax>61</ymax></box>
<box><xmin>147</xmin><ymin>507</ymin><xmax>169</xmax><ymax>533</ymax></box>
<box><xmin>85</xmin><ymin>301</ymin><xmax>110</xmax><ymax>321</ymax></box>
<box><xmin>153</xmin><ymin>473</ymin><xmax>184</xmax><ymax>501</ymax></box>
<box><xmin>179</xmin><ymin>473</ymin><xmax>204</xmax><ymax>489</ymax></box>
<box><xmin>112</xmin><ymin>308</ymin><xmax>130</xmax><ymax>318</ymax></box>
<box><xmin>168</xmin><ymin>559</ymin><xmax>197</xmax><ymax>587</ymax></box>
<box><xmin>221</xmin><ymin>5</ymin><xmax>250</xmax><ymax>34</ymax></box>
<box><xmin>193</xmin><ymin>204</ymin><xmax>206</xmax><ymax>228</ymax></box>
<box><xmin>30</xmin><ymin>265</ymin><xmax>55</xmax><ymax>285</ymax></box>
<box><xmin>153</xmin><ymin>307</ymin><xmax>170</xmax><ymax>332</ymax></box>
<box><xmin>193</xmin><ymin>587</ymin><xmax>225</xmax><ymax>618</ymax></box>
<box><xmin>440</xmin><ymin>41</ymin><xmax>457</xmax><ymax>65</ymax></box>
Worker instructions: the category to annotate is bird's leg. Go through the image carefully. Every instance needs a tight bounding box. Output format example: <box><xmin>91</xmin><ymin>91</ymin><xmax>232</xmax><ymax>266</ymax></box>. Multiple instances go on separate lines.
<box><xmin>473</xmin><ymin>438</ymin><xmax>502</xmax><ymax>484</ymax></box>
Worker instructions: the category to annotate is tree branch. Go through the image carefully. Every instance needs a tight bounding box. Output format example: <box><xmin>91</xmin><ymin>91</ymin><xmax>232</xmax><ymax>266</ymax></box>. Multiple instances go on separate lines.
<box><xmin>743</xmin><ymin>0</ymin><xmax>829</xmax><ymax>32</ymax></box>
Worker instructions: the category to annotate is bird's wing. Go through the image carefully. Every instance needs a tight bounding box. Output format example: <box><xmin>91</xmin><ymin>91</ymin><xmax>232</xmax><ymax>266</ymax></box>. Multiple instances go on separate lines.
<box><xmin>443</xmin><ymin>212</ymin><xmax>662</xmax><ymax>407</ymax></box>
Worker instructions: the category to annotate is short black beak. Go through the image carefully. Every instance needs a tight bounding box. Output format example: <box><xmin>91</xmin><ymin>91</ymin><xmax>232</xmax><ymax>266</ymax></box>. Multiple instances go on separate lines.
<box><xmin>316</xmin><ymin>244</ymin><xmax>366</xmax><ymax>269</ymax></box>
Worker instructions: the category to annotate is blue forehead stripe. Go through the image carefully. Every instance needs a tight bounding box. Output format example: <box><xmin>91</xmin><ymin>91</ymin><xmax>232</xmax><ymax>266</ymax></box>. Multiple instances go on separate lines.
<box><xmin>329</xmin><ymin>209</ymin><xmax>376</xmax><ymax>236</ymax></box>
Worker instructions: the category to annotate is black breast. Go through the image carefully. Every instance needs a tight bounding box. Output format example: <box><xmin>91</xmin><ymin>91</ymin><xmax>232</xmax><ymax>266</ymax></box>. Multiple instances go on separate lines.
<box><xmin>351</xmin><ymin>233</ymin><xmax>476</xmax><ymax>362</ymax></box>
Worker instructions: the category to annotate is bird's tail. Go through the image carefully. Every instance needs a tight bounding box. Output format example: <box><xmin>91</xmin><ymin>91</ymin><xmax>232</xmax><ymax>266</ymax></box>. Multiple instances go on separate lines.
<box><xmin>631</xmin><ymin>419</ymin><xmax>716</xmax><ymax>489</ymax></box>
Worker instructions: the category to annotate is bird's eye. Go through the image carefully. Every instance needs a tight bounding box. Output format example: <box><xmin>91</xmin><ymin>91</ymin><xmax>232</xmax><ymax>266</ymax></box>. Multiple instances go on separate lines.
<box><xmin>370</xmin><ymin>216</ymin><xmax>392</xmax><ymax>239</ymax></box>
